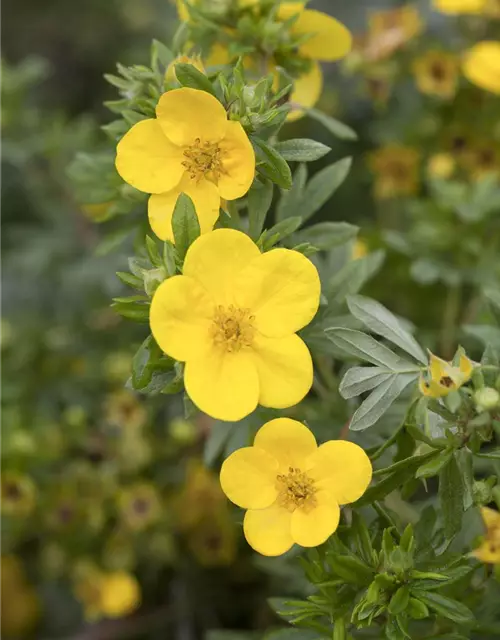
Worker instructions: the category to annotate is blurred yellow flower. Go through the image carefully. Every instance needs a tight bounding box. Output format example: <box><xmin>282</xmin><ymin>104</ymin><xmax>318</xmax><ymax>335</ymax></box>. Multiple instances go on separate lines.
<box><xmin>166</xmin><ymin>53</ymin><xmax>205</xmax><ymax>83</ymax></box>
<box><xmin>473</xmin><ymin>507</ymin><xmax>500</xmax><ymax>563</ymax></box>
<box><xmin>363</xmin><ymin>5</ymin><xmax>423</xmax><ymax>61</ymax></box>
<box><xmin>104</xmin><ymin>389</ymin><xmax>147</xmax><ymax>432</ymax></box>
<box><xmin>419</xmin><ymin>352</ymin><xmax>473</xmax><ymax>398</ymax></box>
<box><xmin>427</xmin><ymin>153</ymin><xmax>455</xmax><ymax>178</ymax></box>
<box><xmin>463</xmin><ymin>41</ymin><xmax>500</xmax><ymax>95</ymax></box>
<box><xmin>484</xmin><ymin>0</ymin><xmax>500</xmax><ymax>17</ymax></box>
<box><xmin>220</xmin><ymin>418</ymin><xmax>372</xmax><ymax>556</ymax></box>
<box><xmin>116</xmin><ymin>88</ymin><xmax>255</xmax><ymax>241</ymax></box>
<box><xmin>352</xmin><ymin>239</ymin><xmax>368</xmax><ymax>260</ymax></box>
<box><xmin>187</xmin><ymin>512</ymin><xmax>237</xmax><ymax>566</ymax></box>
<box><xmin>176</xmin><ymin>460</ymin><xmax>227</xmax><ymax>530</ymax></box>
<box><xmin>433</xmin><ymin>0</ymin><xmax>487</xmax><ymax>13</ymax></box>
<box><xmin>150</xmin><ymin>229</ymin><xmax>320</xmax><ymax>421</ymax></box>
<box><xmin>369</xmin><ymin>145</ymin><xmax>420</xmax><ymax>199</ymax></box>
<box><xmin>74</xmin><ymin>564</ymin><xmax>140</xmax><ymax>620</ymax></box>
<box><xmin>1</xmin><ymin>471</ymin><xmax>36</xmax><ymax>516</ymax></box>
<box><xmin>1</xmin><ymin>556</ymin><xmax>40</xmax><ymax>638</ymax></box>
<box><xmin>118</xmin><ymin>483</ymin><xmax>161</xmax><ymax>531</ymax></box>
<box><xmin>464</xmin><ymin>144</ymin><xmax>500</xmax><ymax>180</ymax></box>
<box><xmin>413</xmin><ymin>51</ymin><xmax>458</xmax><ymax>99</ymax></box>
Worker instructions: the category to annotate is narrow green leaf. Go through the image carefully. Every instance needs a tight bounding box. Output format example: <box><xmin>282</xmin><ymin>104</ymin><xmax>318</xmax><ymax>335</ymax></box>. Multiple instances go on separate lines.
<box><xmin>248</xmin><ymin>179</ymin><xmax>273</xmax><ymax>240</ymax></box>
<box><xmin>305</xmin><ymin>108</ymin><xmax>358</xmax><ymax>140</ymax></box>
<box><xmin>339</xmin><ymin>367</ymin><xmax>393</xmax><ymax>399</ymax></box>
<box><xmin>116</xmin><ymin>271</ymin><xmax>143</xmax><ymax>290</ymax></box>
<box><xmin>260</xmin><ymin>216</ymin><xmax>303</xmax><ymax>250</ymax></box>
<box><xmin>253</xmin><ymin>138</ymin><xmax>292</xmax><ymax>189</ymax></box>
<box><xmin>389</xmin><ymin>586</ymin><xmax>410</xmax><ymax>615</ymax></box>
<box><xmin>439</xmin><ymin>454</ymin><xmax>464</xmax><ymax>540</ymax></box>
<box><xmin>274</xmin><ymin>138</ymin><xmax>331</xmax><ymax>162</ymax></box>
<box><xmin>172</xmin><ymin>193</ymin><xmax>201</xmax><ymax>259</ymax></box>
<box><xmin>174</xmin><ymin>63</ymin><xmax>216</xmax><ymax>95</ymax></box>
<box><xmin>327</xmin><ymin>554</ymin><xmax>374</xmax><ymax>585</ymax></box>
<box><xmin>204</xmin><ymin>422</ymin><xmax>234</xmax><ymax>467</ymax></box>
<box><xmin>411</xmin><ymin>591</ymin><xmax>474</xmax><ymax>625</ymax></box>
<box><xmin>326</xmin><ymin>328</ymin><xmax>415</xmax><ymax>369</ymax></box>
<box><xmin>415</xmin><ymin>449</ymin><xmax>453</xmax><ymax>479</ymax></box>
<box><xmin>151</xmin><ymin>39</ymin><xmax>173</xmax><ymax>68</ymax></box>
<box><xmin>294</xmin><ymin>221</ymin><xmax>358</xmax><ymax>251</ymax></box>
<box><xmin>276</xmin><ymin>163</ymin><xmax>307</xmax><ymax>221</ymax></box>
<box><xmin>145</xmin><ymin>235</ymin><xmax>162</xmax><ymax>266</ymax></box>
<box><xmin>327</xmin><ymin>250</ymin><xmax>385</xmax><ymax>303</ymax></box>
<box><xmin>455</xmin><ymin>448</ymin><xmax>474</xmax><ymax>510</ymax></box>
<box><xmin>298</xmin><ymin>158</ymin><xmax>352</xmax><ymax>222</ymax></box>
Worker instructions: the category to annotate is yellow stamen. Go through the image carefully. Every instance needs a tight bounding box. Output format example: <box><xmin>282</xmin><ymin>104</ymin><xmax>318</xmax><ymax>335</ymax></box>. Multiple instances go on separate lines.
<box><xmin>276</xmin><ymin>467</ymin><xmax>317</xmax><ymax>513</ymax></box>
<box><xmin>182</xmin><ymin>138</ymin><xmax>224</xmax><ymax>182</ymax></box>
<box><xmin>210</xmin><ymin>305</ymin><xmax>255</xmax><ymax>352</ymax></box>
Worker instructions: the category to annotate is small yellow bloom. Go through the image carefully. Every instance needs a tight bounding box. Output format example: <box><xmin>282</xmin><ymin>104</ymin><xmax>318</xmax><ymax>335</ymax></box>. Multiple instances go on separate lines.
<box><xmin>433</xmin><ymin>0</ymin><xmax>487</xmax><ymax>13</ymax></box>
<box><xmin>364</xmin><ymin>5</ymin><xmax>423</xmax><ymax>60</ymax></box>
<box><xmin>118</xmin><ymin>483</ymin><xmax>161</xmax><ymax>531</ymax></box>
<box><xmin>99</xmin><ymin>571</ymin><xmax>141</xmax><ymax>618</ymax></box>
<box><xmin>1</xmin><ymin>471</ymin><xmax>36</xmax><ymax>516</ymax></box>
<box><xmin>369</xmin><ymin>145</ymin><xmax>420</xmax><ymax>200</ymax></box>
<box><xmin>352</xmin><ymin>239</ymin><xmax>368</xmax><ymax>260</ymax></box>
<box><xmin>220</xmin><ymin>418</ymin><xmax>372</xmax><ymax>556</ymax></box>
<box><xmin>115</xmin><ymin>88</ymin><xmax>255</xmax><ymax>241</ymax></box>
<box><xmin>413</xmin><ymin>51</ymin><xmax>459</xmax><ymax>99</ymax></box>
<box><xmin>473</xmin><ymin>507</ymin><xmax>500</xmax><ymax>564</ymax></box>
<box><xmin>166</xmin><ymin>53</ymin><xmax>205</xmax><ymax>83</ymax></box>
<box><xmin>419</xmin><ymin>352</ymin><xmax>474</xmax><ymax>398</ymax></box>
<box><xmin>463</xmin><ymin>41</ymin><xmax>500</xmax><ymax>95</ymax></box>
<box><xmin>104</xmin><ymin>389</ymin><xmax>147</xmax><ymax>432</ymax></box>
<box><xmin>150</xmin><ymin>229</ymin><xmax>321</xmax><ymax>421</ymax></box>
<box><xmin>428</xmin><ymin>153</ymin><xmax>455</xmax><ymax>179</ymax></box>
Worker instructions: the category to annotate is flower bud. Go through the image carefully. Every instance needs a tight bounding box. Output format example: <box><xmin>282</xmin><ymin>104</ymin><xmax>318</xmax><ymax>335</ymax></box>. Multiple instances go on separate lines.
<box><xmin>474</xmin><ymin>387</ymin><xmax>500</xmax><ymax>412</ymax></box>
<box><xmin>473</xmin><ymin>480</ymin><xmax>492</xmax><ymax>505</ymax></box>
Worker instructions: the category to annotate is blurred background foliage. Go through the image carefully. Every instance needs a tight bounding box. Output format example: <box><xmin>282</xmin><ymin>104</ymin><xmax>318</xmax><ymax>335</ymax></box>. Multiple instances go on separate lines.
<box><xmin>2</xmin><ymin>0</ymin><xmax>500</xmax><ymax>638</ymax></box>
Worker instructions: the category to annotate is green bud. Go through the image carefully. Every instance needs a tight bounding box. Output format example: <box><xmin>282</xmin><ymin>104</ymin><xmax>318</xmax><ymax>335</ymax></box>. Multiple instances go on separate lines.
<box><xmin>473</xmin><ymin>480</ymin><xmax>492</xmax><ymax>505</ymax></box>
<box><xmin>474</xmin><ymin>387</ymin><xmax>500</xmax><ymax>412</ymax></box>
<box><xmin>407</xmin><ymin>597</ymin><xmax>429</xmax><ymax>620</ymax></box>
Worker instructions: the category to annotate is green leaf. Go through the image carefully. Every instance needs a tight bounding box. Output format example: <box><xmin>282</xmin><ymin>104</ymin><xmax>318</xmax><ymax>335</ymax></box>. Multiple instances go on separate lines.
<box><xmin>389</xmin><ymin>586</ymin><xmax>410</xmax><ymax>615</ymax></box>
<box><xmin>276</xmin><ymin>163</ymin><xmax>307</xmax><ymax>221</ymax></box>
<box><xmin>351</xmin><ymin>512</ymin><xmax>374</xmax><ymax>565</ymax></box>
<box><xmin>294</xmin><ymin>222</ymin><xmax>358</xmax><ymax>251</ymax></box>
<box><xmin>172</xmin><ymin>193</ymin><xmax>201</xmax><ymax>259</ymax></box>
<box><xmin>347</xmin><ymin>295</ymin><xmax>427</xmax><ymax>364</ymax></box>
<box><xmin>326</xmin><ymin>554</ymin><xmax>374</xmax><ymax>585</ymax></box>
<box><xmin>145</xmin><ymin>235</ymin><xmax>162</xmax><ymax>266</ymax></box>
<box><xmin>248</xmin><ymin>179</ymin><xmax>273</xmax><ymax>240</ymax></box>
<box><xmin>163</xmin><ymin>241</ymin><xmax>177</xmax><ymax>276</ymax></box>
<box><xmin>151</xmin><ymin>39</ymin><xmax>173</xmax><ymax>68</ymax></box>
<box><xmin>111</xmin><ymin>301</ymin><xmax>150</xmax><ymax>322</ymax></box>
<box><xmin>463</xmin><ymin>324</ymin><xmax>500</xmax><ymax>349</ymax></box>
<box><xmin>116</xmin><ymin>271</ymin><xmax>143</xmax><ymax>290</ymax></box>
<box><xmin>439</xmin><ymin>454</ymin><xmax>464</xmax><ymax>540</ymax></box>
<box><xmin>349</xmin><ymin>373</ymin><xmax>418</xmax><ymax>431</ymax></box>
<box><xmin>260</xmin><ymin>217</ymin><xmax>303</xmax><ymax>251</ymax></box>
<box><xmin>410</xmin><ymin>591</ymin><xmax>474</xmax><ymax>625</ymax></box>
<box><xmin>204</xmin><ymin>421</ymin><xmax>234</xmax><ymax>466</ymax></box>
<box><xmin>339</xmin><ymin>367</ymin><xmax>393</xmax><ymax>399</ymax></box>
<box><xmin>455</xmin><ymin>448</ymin><xmax>474</xmax><ymax>510</ymax></box>
<box><xmin>174</xmin><ymin>63</ymin><xmax>216</xmax><ymax>95</ymax></box>
<box><xmin>305</xmin><ymin>108</ymin><xmax>358</xmax><ymax>140</ymax></box>
<box><xmin>407</xmin><ymin>598</ymin><xmax>429</xmax><ymax>620</ymax></box>
<box><xmin>132</xmin><ymin>335</ymin><xmax>162</xmax><ymax>389</ymax></box>
<box><xmin>326</xmin><ymin>328</ymin><xmax>415</xmax><ymax>369</ymax></box>
<box><xmin>298</xmin><ymin>158</ymin><xmax>352</xmax><ymax>222</ymax></box>
<box><xmin>253</xmin><ymin>138</ymin><xmax>292</xmax><ymax>189</ymax></box>
<box><xmin>326</xmin><ymin>250</ymin><xmax>385</xmax><ymax>303</ymax></box>
<box><xmin>415</xmin><ymin>449</ymin><xmax>453</xmax><ymax>479</ymax></box>
<box><xmin>274</xmin><ymin>138</ymin><xmax>331</xmax><ymax>162</ymax></box>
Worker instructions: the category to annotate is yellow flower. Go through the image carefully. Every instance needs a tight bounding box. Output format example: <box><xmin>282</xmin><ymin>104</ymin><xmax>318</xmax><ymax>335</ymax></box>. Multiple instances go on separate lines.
<box><xmin>104</xmin><ymin>389</ymin><xmax>147</xmax><ymax>432</ymax></box>
<box><xmin>115</xmin><ymin>88</ymin><xmax>255</xmax><ymax>241</ymax></box>
<box><xmin>464</xmin><ymin>143</ymin><xmax>500</xmax><ymax>180</ymax></box>
<box><xmin>369</xmin><ymin>145</ymin><xmax>420</xmax><ymax>200</ymax></box>
<box><xmin>419</xmin><ymin>352</ymin><xmax>474</xmax><ymax>398</ymax></box>
<box><xmin>352</xmin><ymin>239</ymin><xmax>368</xmax><ymax>260</ymax></box>
<box><xmin>1</xmin><ymin>471</ymin><xmax>36</xmax><ymax>516</ymax></box>
<box><xmin>463</xmin><ymin>41</ymin><xmax>500</xmax><ymax>95</ymax></box>
<box><xmin>187</xmin><ymin>512</ymin><xmax>237</xmax><ymax>566</ymax></box>
<box><xmin>176</xmin><ymin>460</ymin><xmax>227</xmax><ymax>530</ymax></box>
<box><xmin>365</xmin><ymin>5</ymin><xmax>423</xmax><ymax>61</ymax></box>
<box><xmin>1</xmin><ymin>556</ymin><xmax>40</xmax><ymax>638</ymax></box>
<box><xmin>427</xmin><ymin>153</ymin><xmax>455</xmax><ymax>179</ymax></box>
<box><xmin>220</xmin><ymin>418</ymin><xmax>372</xmax><ymax>556</ymax></box>
<box><xmin>432</xmin><ymin>0</ymin><xmax>487</xmax><ymax>13</ymax></box>
<box><xmin>166</xmin><ymin>53</ymin><xmax>205</xmax><ymax>83</ymax></box>
<box><xmin>118</xmin><ymin>483</ymin><xmax>161</xmax><ymax>530</ymax></box>
<box><xmin>99</xmin><ymin>571</ymin><xmax>141</xmax><ymax>618</ymax></box>
<box><xmin>473</xmin><ymin>507</ymin><xmax>500</xmax><ymax>563</ymax></box>
<box><xmin>150</xmin><ymin>229</ymin><xmax>320</xmax><ymax>421</ymax></box>
<box><xmin>484</xmin><ymin>0</ymin><xmax>500</xmax><ymax>17</ymax></box>
<box><xmin>413</xmin><ymin>51</ymin><xmax>459</xmax><ymax>99</ymax></box>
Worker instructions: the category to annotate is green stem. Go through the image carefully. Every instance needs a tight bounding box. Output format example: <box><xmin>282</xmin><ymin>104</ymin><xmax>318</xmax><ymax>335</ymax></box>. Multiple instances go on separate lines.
<box><xmin>373</xmin><ymin>501</ymin><xmax>400</xmax><ymax>538</ymax></box>
<box><xmin>370</xmin><ymin>420</ymin><xmax>405</xmax><ymax>461</ymax></box>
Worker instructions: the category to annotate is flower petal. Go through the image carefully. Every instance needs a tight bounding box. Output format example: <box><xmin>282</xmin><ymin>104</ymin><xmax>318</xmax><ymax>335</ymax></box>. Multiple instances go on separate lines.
<box><xmin>235</xmin><ymin>248</ymin><xmax>321</xmax><ymax>337</ymax></box>
<box><xmin>150</xmin><ymin>275</ymin><xmax>213</xmax><ymax>362</ymax></box>
<box><xmin>243</xmin><ymin>503</ymin><xmax>294</xmax><ymax>556</ymax></box>
<box><xmin>253</xmin><ymin>418</ymin><xmax>317</xmax><ymax>471</ymax></box>
<box><xmin>156</xmin><ymin>88</ymin><xmax>228</xmax><ymax>146</ymax></box>
<box><xmin>148</xmin><ymin>176</ymin><xmax>220</xmax><ymax>241</ymax></box>
<box><xmin>217</xmin><ymin>121</ymin><xmax>255</xmax><ymax>200</ymax></box>
<box><xmin>287</xmin><ymin>61</ymin><xmax>323</xmax><ymax>123</ymax></box>
<box><xmin>481</xmin><ymin>506</ymin><xmax>500</xmax><ymax>530</ymax></box>
<box><xmin>252</xmin><ymin>333</ymin><xmax>314</xmax><ymax>409</ymax></box>
<box><xmin>463</xmin><ymin>42</ymin><xmax>500</xmax><ymax>95</ymax></box>
<box><xmin>472</xmin><ymin>542</ymin><xmax>500</xmax><ymax>564</ymax></box>
<box><xmin>184</xmin><ymin>348</ymin><xmax>259</xmax><ymax>421</ymax></box>
<box><xmin>306</xmin><ymin>441</ymin><xmax>372</xmax><ymax>505</ymax></box>
<box><xmin>278</xmin><ymin>5</ymin><xmax>352</xmax><ymax>61</ymax></box>
<box><xmin>220</xmin><ymin>447</ymin><xmax>279</xmax><ymax>509</ymax></box>
<box><xmin>183</xmin><ymin>228</ymin><xmax>261</xmax><ymax>304</ymax></box>
<box><xmin>116</xmin><ymin>119</ymin><xmax>185</xmax><ymax>194</ymax></box>
<box><xmin>291</xmin><ymin>497</ymin><xmax>340</xmax><ymax>547</ymax></box>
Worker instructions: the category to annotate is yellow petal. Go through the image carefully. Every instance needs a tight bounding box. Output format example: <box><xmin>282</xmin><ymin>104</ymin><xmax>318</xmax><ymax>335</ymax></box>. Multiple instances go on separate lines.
<box><xmin>243</xmin><ymin>503</ymin><xmax>294</xmax><ymax>556</ymax></box>
<box><xmin>217</xmin><ymin>121</ymin><xmax>255</xmax><ymax>200</ymax></box>
<box><xmin>184</xmin><ymin>348</ymin><xmax>259</xmax><ymax>421</ymax></box>
<box><xmin>463</xmin><ymin>42</ymin><xmax>500</xmax><ymax>95</ymax></box>
<box><xmin>253</xmin><ymin>418</ymin><xmax>317</xmax><ymax>471</ymax></box>
<box><xmin>287</xmin><ymin>61</ymin><xmax>323</xmax><ymax>122</ymax></box>
<box><xmin>148</xmin><ymin>176</ymin><xmax>220</xmax><ymax>241</ymax></box>
<box><xmin>419</xmin><ymin>375</ymin><xmax>449</xmax><ymax>398</ymax></box>
<box><xmin>235</xmin><ymin>248</ymin><xmax>321</xmax><ymax>337</ymax></box>
<box><xmin>150</xmin><ymin>275</ymin><xmax>213</xmax><ymax>362</ymax></box>
<box><xmin>429</xmin><ymin>353</ymin><xmax>460</xmax><ymax>385</ymax></box>
<box><xmin>481</xmin><ymin>506</ymin><xmax>500</xmax><ymax>530</ymax></box>
<box><xmin>183</xmin><ymin>228</ymin><xmax>261</xmax><ymax>304</ymax></box>
<box><xmin>115</xmin><ymin>119</ymin><xmax>185</xmax><ymax>194</ymax></box>
<box><xmin>433</xmin><ymin>0</ymin><xmax>487</xmax><ymax>13</ymax></box>
<box><xmin>459</xmin><ymin>354</ymin><xmax>474</xmax><ymax>381</ymax></box>
<box><xmin>291</xmin><ymin>496</ymin><xmax>340</xmax><ymax>547</ymax></box>
<box><xmin>156</xmin><ymin>88</ymin><xmax>228</xmax><ymax>146</ymax></box>
<box><xmin>279</xmin><ymin>5</ymin><xmax>352</xmax><ymax>61</ymax></box>
<box><xmin>306</xmin><ymin>440</ymin><xmax>373</xmax><ymax>505</ymax></box>
<box><xmin>220</xmin><ymin>447</ymin><xmax>279</xmax><ymax>509</ymax></box>
<box><xmin>252</xmin><ymin>333</ymin><xmax>314</xmax><ymax>409</ymax></box>
<box><xmin>472</xmin><ymin>541</ymin><xmax>500</xmax><ymax>564</ymax></box>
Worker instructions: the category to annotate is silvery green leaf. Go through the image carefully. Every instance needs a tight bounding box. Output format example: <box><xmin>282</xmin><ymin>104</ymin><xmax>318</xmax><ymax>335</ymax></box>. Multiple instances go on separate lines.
<box><xmin>294</xmin><ymin>222</ymin><xmax>358</xmax><ymax>251</ymax></box>
<box><xmin>276</xmin><ymin>163</ymin><xmax>307</xmax><ymax>221</ymax></box>
<box><xmin>248</xmin><ymin>178</ymin><xmax>273</xmax><ymax>240</ymax></box>
<box><xmin>305</xmin><ymin>108</ymin><xmax>358</xmax><ymax>141</ymax></box>
<box><xmin>172</xmin><ymin>193</ymin><xmax>200</xmax><ymax>259</ymax></box>
<box><xmin>298</xmin><ymin>157</ymin><xmax>352</xmax><ymax>222</ymax></box>
<box><xmin>327</xmin><ymin>250</ymin><xmax>385</xmax><ymax>303</ymax></box>
<box><xmin>347</xmin><ymin>294</ymin><xmax>427</xmax><ymax>364</ymax></box>
<box><xmin>339</xmin><ymin>367</ymin><xmax>393</xmax><ymax>399</ymax></box>
<box><xmin>274</xmin><ymin>138</ymin><xmax>331</xmax><ymax>162</ymax></box>
<box><xmin>326</xmin><ymin>328</ymin><xmax>415</xmax><ymax>369</ymax></box>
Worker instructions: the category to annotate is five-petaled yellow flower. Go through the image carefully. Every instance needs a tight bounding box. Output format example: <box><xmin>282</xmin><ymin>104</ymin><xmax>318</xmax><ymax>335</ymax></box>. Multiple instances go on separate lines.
<box><xmin>150</xmin><ymin>229</ymin><xmax>320</xmax><ymax>421</ymax></box>
<box><xmin>419</xmin><ymin>352</ymin><xmax>473</xmax><ymax>398</ymax></box>
<box><xmin>473</xmin><ymin>507</ymin><xmax>500</xmax><ymax>564</ymax></box>
<box><xmin>220</xmin><ymin>418</ymin><xmax>372</xmax><ymax>556</ymax></box>
<box><xmin>413</xmin><ymin>51</ymin><xmax>459</xmax><ymax>99</ymax></box>
<box><xmin>463</xmin><ymin>41</ymin><xmax>500</xmax><ymax>95</ymax></box>
<box><xmin>75</xmin><ymin>565</ymin><xmax>140</xmax><ymax>621</ymax></box>
<box><xmin>115</xmin><ymin>88</ymin><xmax>255</xmax><ymax>241</ymax></box>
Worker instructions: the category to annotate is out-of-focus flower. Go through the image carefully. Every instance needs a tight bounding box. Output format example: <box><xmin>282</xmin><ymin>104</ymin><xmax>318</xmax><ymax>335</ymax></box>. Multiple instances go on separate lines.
<box><xmin>413</xmin><ymin>51</ymin><xmax>458</xmax><ymax>98</ymax></box>
<box><xmin>176</xmin><ymin>460</ymin><xmax>227</xmax><ymax>530</ymax></box>
<box><xmin>427</xmin><ymin>153</ymin><xmax>456</xmax><ymax>179</ymax></box>
<box><xmin>220</xmin><ymin>418</ymin><xmax>372</xmax><ymax>556</ymax></box>
<box><xmin>81</xmin><ymin>202</ymin><xmax>114</xmax><ymax>222</ymax></box>
<box><xmin>104</xmin><ymin>390</ymin><xmax>147</xmax><ymax>432</ymax></box>
<box><xmin>364</xmin><ymin>72</ymin><xmax>393</xmax><ymax>106</ymax></box>
<box><xmin>150</xmin><ymin>229</ymin><xmax>320</xmax><ymax>421</ymax></box>
<box><xmin>1</xmin><ymin>556</ymin><xmax>40</xmax><ymax>638</ymax></box>
<box><xmin>484</xmin><ymin>0</ymin><xmax>500</xmax><ymax>17</ymax></box>
<box><xmin>104</xmin><ymin>351</ymin><xmax>132</xmax><ymax>384</ymax></box>
<box><xmin>115</xmin><ymin>88</ymin><xmax>255</xmax><ymax>242</ymax></box>
<box><xmin>472</xmin><ymin>507</ymin><xmax>500</xmax><ymax>563</ymax></box>
<box><xmin>433</xmin><ymin>0</ymin><xmax>487</xmax><ymax>13</ymax></box>
<box><xmin>187</xmin><ymin>512</ymin><xmax>237</xmax><ymax>566</ymax></box>
<box><xmin>359</xmin><ymin>5</ymin><xmax>423</xmax><ymax>61</ymax></box>
<box><xmin>74</xmin><ymin>564</ymin><xmax>140</xmax><ymax>620</ymax></box>
<box><xmin>369</xmin><ymin>145</ymin><xmax>420</xmax><ymax>199</ymax></box>
<box><xmin>169</xmin><ymin>417</ymin><xmax>198</xmax><ymax>445</ymax></box>
<box><xmin>463</xmin><ymin>42</ymin><xmax>500</xmax><ymax>95</ymax></box>
<box><xmin>464</xmin><ymin>143</ymin><xmax>500</xmax><ymax>179</ymax></box>
<box><xmin>419</xmin><ymin>352</ymin><xmax>473</xmax><ymax>398</ymax></box>
<box><xmin>118</xmin><ymin>483</ymin><xmax>161</xmax><ymax>531</ymax></box>
<box><xmin>1</xmin><ymin>471</ymin><xmax>36</xmax><ymax>516</ymax></box>
<box><xmin>352</xmin><ymin>239</ymin><xmax>368</xmax><ymax>260</ymax></box>
<box><xmin>166</xmin><ymin>54</ymin><xmax>205</xmax><ymax>83</ymax></box>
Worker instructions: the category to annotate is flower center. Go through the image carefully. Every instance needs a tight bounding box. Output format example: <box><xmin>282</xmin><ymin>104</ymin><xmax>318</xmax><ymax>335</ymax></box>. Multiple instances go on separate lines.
<box><xmin>182</xmin><ymin>138</ymin><xmax>224</xmax><ymax>182</ymax></box>
<box><xmin>440</xmin><ymin>375</ymin><xmax>454</xmax><ymax>388</ymax></box>
<box><xmin>276</xmin><ymin>467</ymin><xmax>317</xmax><ymax>513</ymax></box>
<box><xmin>210</xmin><ymin>305</ymin><xmax>255</xmax><ymax>352</ymax></box>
